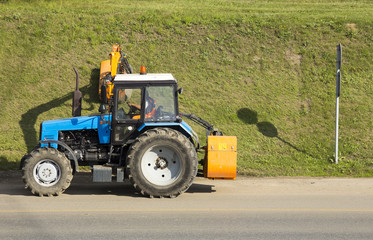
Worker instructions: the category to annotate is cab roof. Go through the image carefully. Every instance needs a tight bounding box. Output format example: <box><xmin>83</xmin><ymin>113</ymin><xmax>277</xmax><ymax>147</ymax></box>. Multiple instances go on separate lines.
<box><xmin>114</xmin><ymin>73</ymin><xmax>177</xmax><ymax>84</ymax></box>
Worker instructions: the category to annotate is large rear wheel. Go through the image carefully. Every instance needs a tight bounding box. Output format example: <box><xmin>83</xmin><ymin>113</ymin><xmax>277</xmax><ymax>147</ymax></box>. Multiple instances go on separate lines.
<box><xmin>127</xmin><ymin>128</ymin><xmax>198</xmax><ymax>198</ymax></box>
<box><xmin>22</xmin><ymin>148</ymin><xmax>73</xmax><ymax>197</ymax></box>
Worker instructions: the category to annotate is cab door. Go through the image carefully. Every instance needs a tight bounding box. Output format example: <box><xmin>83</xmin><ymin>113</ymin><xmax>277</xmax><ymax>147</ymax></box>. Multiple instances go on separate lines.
<box><xmin>111</xmin><ymin>87</ymin><xmax>144</xmax><ymax>144</ymax></box>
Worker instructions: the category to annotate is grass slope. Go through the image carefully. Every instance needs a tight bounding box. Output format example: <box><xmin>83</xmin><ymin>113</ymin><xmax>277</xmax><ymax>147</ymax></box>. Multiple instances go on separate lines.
<box><xmin>0</xmin><ymin>0</ymin><xmax>372</xmax><ymax>176</ymax></box>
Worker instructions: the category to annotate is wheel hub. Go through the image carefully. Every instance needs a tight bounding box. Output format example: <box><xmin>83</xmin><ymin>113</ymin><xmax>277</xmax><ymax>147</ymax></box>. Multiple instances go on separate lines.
<box><xmin>155</xmin><ymin>157</ymin><xmax>168</xmax><ymax>169</ymax></box>
<box><xmin>42</xmin><ymin>168</ymin><xmax>52</xmax><ymax>178</ymax></box>
<box><xmin>141</xmin><ymin>145</ymin><xmax>182</xmax><ymax>186</ymax></box>
<box><xmin>33</xmin><ymin>160</ymin><xmax>61</xmax><ymax>187</ymax></box>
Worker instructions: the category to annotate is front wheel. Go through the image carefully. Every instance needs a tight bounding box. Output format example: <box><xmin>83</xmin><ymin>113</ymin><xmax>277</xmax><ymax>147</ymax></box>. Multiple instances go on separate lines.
<box><xmin>126</xmin><ymin>128</ymin><xmax>198</xmax><ymax>198</ymax></box>
<box><xmin>22</xmin><ymin>148</ymin><xmax>73</xmax><ymax>197</ymax></box>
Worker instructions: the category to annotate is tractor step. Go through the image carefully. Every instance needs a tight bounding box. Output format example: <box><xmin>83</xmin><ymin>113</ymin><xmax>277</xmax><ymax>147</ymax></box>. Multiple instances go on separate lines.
<box><xmin>92</xmin><ymin>165</ymin><xmax>125</xmax><ymax>182</ymax></box>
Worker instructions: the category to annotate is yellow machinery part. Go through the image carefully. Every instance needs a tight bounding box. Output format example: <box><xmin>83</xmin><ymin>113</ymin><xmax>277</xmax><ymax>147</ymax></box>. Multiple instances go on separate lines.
<box><xmin>99</xmin><ymin>60</ymin><xmax>111</xmax><ymax>98</ymax></box>
<box><xmin>204</xmin><ymin>136</ymin><xmax>237</xmax><ymax>179</ymax></box>
<box><xmin>106</xmin><ymin>83</ymin><xmax>114</xmax><ymax>100</ymax></box>
<box><xmin>112</xmin><ymin>44</ymin><xmax>120</xmax><ymax>52</ymax></box>
<box><xmin>99</xmin><ymin>44</ymin><xmax>127</xmax><ymax>103</ymax></box>
<box><xmin>110</xmin><ymin>51</ymin><xmax>121</xmax><ymax>77</ymax></box>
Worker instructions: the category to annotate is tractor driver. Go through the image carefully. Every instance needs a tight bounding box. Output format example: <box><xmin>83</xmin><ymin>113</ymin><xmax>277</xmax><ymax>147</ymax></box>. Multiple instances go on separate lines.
<box><xmin>127</xmin><ymin>90</ymin><xmax>156</xmax><ymax>119</ymax></box>
<box><xmin>144</xmin><ymin>91</ymin><xmax>156</xmax><ymax>118</ymax></box>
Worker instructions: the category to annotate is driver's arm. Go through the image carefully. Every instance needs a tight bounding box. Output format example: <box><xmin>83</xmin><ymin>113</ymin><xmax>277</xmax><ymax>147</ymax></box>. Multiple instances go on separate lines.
<box><xmin>128</xmin><ymin>102</ymin><xmax>141</xmax><ymax>110</ymax></box>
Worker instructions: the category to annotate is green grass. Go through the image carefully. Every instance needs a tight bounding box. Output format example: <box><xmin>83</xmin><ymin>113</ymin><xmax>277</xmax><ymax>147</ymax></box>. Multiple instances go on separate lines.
<box><xmin>0</xmin><ymin>0</ymin><xmax>373</xmax><ymax>176</ymax></box>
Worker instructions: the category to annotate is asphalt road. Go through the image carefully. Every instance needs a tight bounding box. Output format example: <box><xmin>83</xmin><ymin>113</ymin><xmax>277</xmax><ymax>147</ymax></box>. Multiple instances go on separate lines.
<box><xmin>1</xmin><ymin>171</ymin><xmax>373</xmax><ymax>240</ymax></box>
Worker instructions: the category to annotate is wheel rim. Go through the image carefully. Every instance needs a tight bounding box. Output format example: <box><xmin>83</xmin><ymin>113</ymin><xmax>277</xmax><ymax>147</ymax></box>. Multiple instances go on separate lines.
<box><xmin>141</xmin><ymin>145</ymin><xmax>183</xmax><ymax>186</ymax></box>
<box><xmin>33</xmin><ymin>160</ymin><xmax>61</xmax><ymax>187</ymax></box>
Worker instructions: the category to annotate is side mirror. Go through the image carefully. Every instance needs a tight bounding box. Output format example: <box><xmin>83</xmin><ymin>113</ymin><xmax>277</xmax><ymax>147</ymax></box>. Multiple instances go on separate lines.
<box><xmin>177</xmin><ymin>87</ymin><xmax>183</xmax><ymax>95</ymax></box>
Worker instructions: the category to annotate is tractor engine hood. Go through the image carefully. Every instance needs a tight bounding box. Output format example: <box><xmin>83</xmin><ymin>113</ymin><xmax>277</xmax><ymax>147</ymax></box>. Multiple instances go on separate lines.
<box><xmin>40</xmin><ymin>114</ymin><xmax>112</xmax><ymax>147</ymax></box>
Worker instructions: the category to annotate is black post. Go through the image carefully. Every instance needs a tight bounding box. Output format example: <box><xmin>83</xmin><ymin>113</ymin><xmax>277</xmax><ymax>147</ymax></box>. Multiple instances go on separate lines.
<box><xmin>335</xmin><ymin>44</ymin><xmax>342</xmax><ymax>164</ymax></box>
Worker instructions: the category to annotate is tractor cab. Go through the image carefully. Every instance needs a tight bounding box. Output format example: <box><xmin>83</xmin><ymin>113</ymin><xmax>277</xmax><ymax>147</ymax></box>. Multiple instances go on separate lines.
<box><xmin>109</xmin><ymin>73</ymin><xmax>182</xmax><ymax>144</ymax></box>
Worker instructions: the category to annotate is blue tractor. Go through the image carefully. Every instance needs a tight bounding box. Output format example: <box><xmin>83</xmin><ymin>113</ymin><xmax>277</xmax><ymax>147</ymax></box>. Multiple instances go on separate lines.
<box><xmin>21</xmin><ymin>67</ymin><xmax>236</xmax><ymax>198</ymax></box>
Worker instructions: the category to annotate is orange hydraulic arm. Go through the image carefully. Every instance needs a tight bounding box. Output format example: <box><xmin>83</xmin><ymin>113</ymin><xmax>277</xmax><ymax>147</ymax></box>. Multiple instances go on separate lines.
<box><xmin>99</xmin><ymin>44</ymin><xmax>132</xmax><ymax>104</ymax></box>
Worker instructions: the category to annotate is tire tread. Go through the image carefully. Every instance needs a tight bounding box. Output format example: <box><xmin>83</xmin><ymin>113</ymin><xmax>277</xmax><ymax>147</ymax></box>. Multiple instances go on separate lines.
<box><xmin>127</xmin><ymin>128</ymin><xmax>197</xmax><ymax>198</ymax></box>
<box><xmin>22</xmin><ymin>147</ymin><xmax>73</xmax><ymax>197</ymax></box>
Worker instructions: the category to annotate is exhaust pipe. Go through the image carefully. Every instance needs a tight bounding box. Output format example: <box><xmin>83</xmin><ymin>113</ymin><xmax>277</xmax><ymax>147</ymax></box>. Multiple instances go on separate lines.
<box><xmin>72</xmin><ymin>67</ymin><xmax>82</xmax><ymax>117</ymax></box>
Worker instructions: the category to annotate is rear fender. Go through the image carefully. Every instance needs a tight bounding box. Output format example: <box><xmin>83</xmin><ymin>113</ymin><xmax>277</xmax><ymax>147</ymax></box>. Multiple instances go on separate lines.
<box><xmin>137</xmin><ymin>121</ymin><xmax>199</xmax><ymax>148</ymax></box>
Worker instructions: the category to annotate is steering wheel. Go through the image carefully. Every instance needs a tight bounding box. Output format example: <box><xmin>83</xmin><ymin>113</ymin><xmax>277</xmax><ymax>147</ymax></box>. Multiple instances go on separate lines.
<box><xmin>127</xmin><ymin>102</ymin><xmax>141</xmax><ymax>115</ymax></box>
<box><xmin>117</xmin><ymin>108</ymin><xmax>127</xmax><ymax>119</ymax></box>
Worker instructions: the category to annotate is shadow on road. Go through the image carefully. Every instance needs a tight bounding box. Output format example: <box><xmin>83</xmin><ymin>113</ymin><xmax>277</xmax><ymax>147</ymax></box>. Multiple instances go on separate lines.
<box><xmin>187</xmin><ymin>183</ymin><xmax>216</xmax><ymax>194</ymax></box>
<box><xmin>0</xmin><ymin>171</ymin><xmax>215</xmax><ymax>197</ymax></box>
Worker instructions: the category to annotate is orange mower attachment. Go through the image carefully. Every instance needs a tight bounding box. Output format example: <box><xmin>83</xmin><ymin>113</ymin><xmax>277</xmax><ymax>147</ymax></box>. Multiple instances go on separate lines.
<box><xmin>204</xmin><ymin>136</ymin><xmax>237</xmax><ymax>179</ymax></box>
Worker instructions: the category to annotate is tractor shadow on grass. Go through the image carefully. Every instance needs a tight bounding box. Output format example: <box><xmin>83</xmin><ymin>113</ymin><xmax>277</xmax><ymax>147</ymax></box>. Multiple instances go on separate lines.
<box><xmin>19</xmin><ymin>68</ymin><xmax>100</xmax><ymax>153</ymax></box>
<box><xmin>237</xmin><ymin>108</ymin><xmax>315</xmax><ymax>158</ymax></box>
<box><xmin>0</xmin><ymin>156</ymin><xmax>19</xmax><ymax>170</ymax></box>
